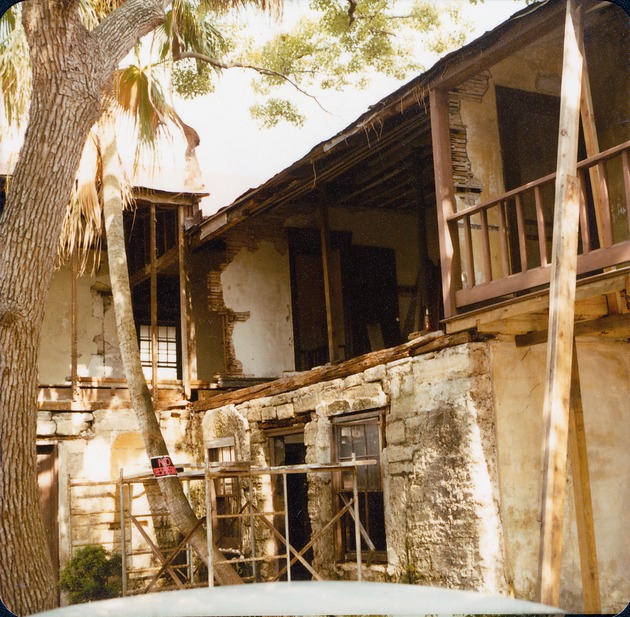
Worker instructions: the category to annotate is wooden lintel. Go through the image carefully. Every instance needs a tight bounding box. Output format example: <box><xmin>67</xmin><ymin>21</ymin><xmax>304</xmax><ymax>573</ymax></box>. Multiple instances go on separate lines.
<box><xmin>178</xmin><ymin>207</ymin><xmax>193</xmax><ymax>398</ymax></box>
<box><xmin>129</xmin><ymin>245</ymin><xmax>179</xmax><ymax>288</ymax></box>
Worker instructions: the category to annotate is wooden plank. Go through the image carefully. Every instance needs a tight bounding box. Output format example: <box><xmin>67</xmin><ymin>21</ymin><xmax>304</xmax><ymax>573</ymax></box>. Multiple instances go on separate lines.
<box><xmin>178</xmin><ymin>206</ymin><xmax>192</xmax><ymax>398</ymax></box>
<box><xmin>537</xmin><ymin>0</ymin><xmax>584</xmax><ymax>606</ymax></box>
<box><xmin>150</xmin><ymin>204</ymin><xmax>158</xmax><ymax>399</ymax></box>
<box><xmin>568</xmin><ymin>343</ymin><xmax>601</xmax><ymax>612</ymax></box>
<box><xmin>430</xmin><ymin>88</ymin><xmax>459</xmax><ymax>319</ymax></box>
<box><xmin>623</xmin><ymin>150</ymin><xmax>630</xmax><ymax>236</ymax></box>
<box><xmin>71</xmin><ymin>249</ymin><xmax>79</xmax><ymax>400</ymax></box>
<box><xmin>192</xmin><ymin>330</ymin><xmax>477</xmax><ymax>412</ymax></box>
<box><xmin>515</xmin><ymin>312</ymin><xmax>630</xmax><ymax>347</ymax></box>
<box><xmin>129</xmin><ymin>245</ymin><xmax>179</xmax><ymax>288</ymax></box>
<box><xmin>446</xmin><ymin>266</ymin><xmax>630</xmax><ymax>334</ymax></box>
<box><xmin>319</xmin><ymin>196</ymin><xmax>337</xmax><ymax>364</ymax></box>
<box><xmin>596</xmin><ymin>161</ymin><xmax>613</xmax><ymax>248</ymax></box>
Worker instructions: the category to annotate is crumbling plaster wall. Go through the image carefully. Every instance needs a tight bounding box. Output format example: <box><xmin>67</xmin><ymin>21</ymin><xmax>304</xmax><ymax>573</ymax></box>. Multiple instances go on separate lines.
<box><xmin>490</xmin><ymin>338</ymin><xmax>630</xmax><ymax>613</ymax></box>
<box><xmin>201</xmin><ymin>343</ymin><xmax>508</xmax><ymax>593</ymax></box>
<box><xmin>221</xmin><ymin>240</ymin><xmax>294</xmax><ymax>378</ymax></box>
<box><xmin>39</xmin><ymin>258</ymin><xmax>123</xmax><ymax>384</ymax></box>
<box><xmin>37</xmin><ymin>406</ymin><xmax>194</xmax><ymax>572</ymax></box>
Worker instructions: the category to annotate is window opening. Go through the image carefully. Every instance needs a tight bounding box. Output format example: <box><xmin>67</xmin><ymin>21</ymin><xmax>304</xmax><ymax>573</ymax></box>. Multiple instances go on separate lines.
<box><xmin>207</xmin><ymin>439</ymin><xmax>243</xmax><ymax>556</ymax></box>
<box><xmin>332</xmin><ymin>411</ymin><xmax>386</xmax><ymax>561</ymax></box>
<box><xmin>139</xmin><ymin>324</ymin><xmax>178</xmax><ymax>380</ymax></box>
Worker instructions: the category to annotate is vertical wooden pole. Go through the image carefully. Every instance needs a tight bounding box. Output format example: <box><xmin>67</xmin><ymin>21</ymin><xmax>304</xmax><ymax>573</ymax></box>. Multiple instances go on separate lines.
<box><xmin>71</xmin><ymin>248</ymin><xmax>79</xmax><ymax>401</ymax></box>
<box><xmin>568</xmin><ymin>342</ymin><xmax>601</xmax><ymax>613</ymax></box>
<box><xmin>580</xmin><ymin>43</ymin><xmax>622</xmax><ymax>314</ymax></box>
<box><xmin>429</xmin><ymin>88</ymin><xmax>460</xmax><ymax>319</ymax></box>
<box><xmin>537</xmin><ymin>0</ymin><xmax>584</xmax><ymax>606</ymax></box>
<box><xmin>150</xmin><ymin>204</ymin><xmax>158</xmax><ymax>401</ymax></box>
<box><xmin>319</xmin><ymin>194</ymin><xmax>336</xmax><ymax>364</ymax></box>
<box><xmin>178</xmin><ymin>206</ymin><xmax>192</xmax><ymax>398</ymax></box>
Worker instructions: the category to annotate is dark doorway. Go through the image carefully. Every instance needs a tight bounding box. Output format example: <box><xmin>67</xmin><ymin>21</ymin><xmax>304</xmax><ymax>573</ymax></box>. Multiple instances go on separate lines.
<box><xmin>37</xmin><ymin>444</ymin><xmax>59</xmax><ymax>590</ymax></box>
<box><xmin>269</xmin><ymin>431</ymin><xmax>312</xmax><ymax>580</ymax></box>
<box><xmin>345</xmin><ymin>246</ymin><xmax>401</xmax><ymax>357</ymax></box>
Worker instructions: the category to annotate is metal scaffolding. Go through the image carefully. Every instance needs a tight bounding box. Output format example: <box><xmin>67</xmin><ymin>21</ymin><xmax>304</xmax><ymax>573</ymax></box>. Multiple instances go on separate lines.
<box><xmin>119</xmin><ymin>456</ymin><xmax>375</xmax><ymax>593</ymax></box>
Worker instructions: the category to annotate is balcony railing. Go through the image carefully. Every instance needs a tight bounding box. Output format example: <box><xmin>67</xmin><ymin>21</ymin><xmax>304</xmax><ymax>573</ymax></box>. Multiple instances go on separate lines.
<box><xmin>449</xmin><ymin>140</ymin><xmax>630</xmax><ymax>310</ymax></box>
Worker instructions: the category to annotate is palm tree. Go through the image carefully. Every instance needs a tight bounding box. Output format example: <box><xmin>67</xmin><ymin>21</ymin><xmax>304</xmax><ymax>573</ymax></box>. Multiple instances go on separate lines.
<box><xmin>0</xmin><ymin>1</ymin><xmax>280</xmax><ymax>611</ymax></box>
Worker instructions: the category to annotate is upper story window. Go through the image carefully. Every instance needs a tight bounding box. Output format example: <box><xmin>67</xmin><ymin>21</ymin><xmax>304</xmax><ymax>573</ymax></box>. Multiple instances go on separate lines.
<box><xmin>139</xmin><ymin>324</ymin><xmax>178</xmax><ymax>380</ymax></box>
<box><xmin>332</xmin><ymin>411</ymin><xmax>387</xmax><ymax>562</ymax></box>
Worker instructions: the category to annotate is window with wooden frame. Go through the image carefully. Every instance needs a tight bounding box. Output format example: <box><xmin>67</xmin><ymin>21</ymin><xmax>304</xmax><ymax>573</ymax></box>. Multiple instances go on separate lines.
<box><xmin>138</xmin><ymin>324</ymin><xmax>178</xmax><ymax>380</ymax></box>
<box><xmin>207</xmin><ymin>438</ymin><xmax>242</xmax><ymax>553</ymax></box>
<box><xmin>332</xmin><ymin>411</ymin><xmax>387</xmax><ymax>562</ymax></box>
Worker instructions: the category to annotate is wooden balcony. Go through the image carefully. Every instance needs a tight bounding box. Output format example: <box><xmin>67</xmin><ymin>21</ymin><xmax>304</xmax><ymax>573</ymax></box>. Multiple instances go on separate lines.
<box><xmin>444</xmin><ymin>140</ymin><xmax>630</xmax><ymax>333</ymax></box>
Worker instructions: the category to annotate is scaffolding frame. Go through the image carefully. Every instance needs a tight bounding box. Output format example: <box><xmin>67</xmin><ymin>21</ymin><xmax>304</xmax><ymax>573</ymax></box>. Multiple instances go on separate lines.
<box><xmin>119</xmin><ymin>466</ymin><xmax>206</xmax><ymax>595</ymax></box>
<box><xmin>204</xmin><ymin>453</ymin><xmax>377</xmax><ymax>586</ymax></box>
<box><xmin>118</xmin><ymin>456</ymin><xmax>376</xmax><ymax>593</ymax></box>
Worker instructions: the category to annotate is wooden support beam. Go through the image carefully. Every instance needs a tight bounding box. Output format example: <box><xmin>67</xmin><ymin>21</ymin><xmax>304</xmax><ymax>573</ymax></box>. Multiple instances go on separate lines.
<box><xmin>515</xmin><ymin>311</ymin><xmax>630</xmax><ymax>347</ymax></box>
<box><xmin>71</xmin><ymin>249</ymin><xmax>79</xmax><ymax>400</ymax></box>
<box><xmin>150</xmin><ymin>203</ymin><xmax>158</xmax><ymax>400</ymax></box>
<box><xmin>129</xmin><ymin>245</ymin><xmax>179</xmax><ymax>288</ymax></box>
<box><xmin>318</xmin><ymin>195</ymin><xmax>337</xmax><ymax>364</ymax></box>
<box><xmin>537</xmin><ymin>0</ymin><xmax>584</xmax><ymax>606</ymax></box>
<box><xmin>568</xmin><ymin>342</ymin><xmax>601</xmax><ymax>613</ymax></box>
<box><xmin>430</xmin><ymin>88</ymin><xmax>460</xmax><ymax>319</ymax></box>
<box><xmin>178</xmin><ymin>207</ymin><xmax>193</xmax><ymax>398</ymax></box>
<box><xmin>580</xmin><ymin>46</ymin><xmax>622</xmax><ymax>314</ymax></box>
<box><xmin>193</xmin><ymin>330</ymin><xmax>478</xmax><ymax>412</ymax></box>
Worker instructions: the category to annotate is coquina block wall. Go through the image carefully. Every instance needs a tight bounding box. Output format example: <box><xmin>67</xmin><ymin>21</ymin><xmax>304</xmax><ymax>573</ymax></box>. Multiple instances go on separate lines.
<box><xmin>201</xmin><ymin>343</ymin><xmax>508</xmax><ymax>594</ymax></box>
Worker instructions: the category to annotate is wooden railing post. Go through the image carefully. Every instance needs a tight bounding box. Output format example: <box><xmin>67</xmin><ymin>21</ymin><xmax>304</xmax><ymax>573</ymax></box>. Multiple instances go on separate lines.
<box><xmin>430</xmin><ymin>88</ymin><xmax>460</xmax><ymax>319</ymax></box>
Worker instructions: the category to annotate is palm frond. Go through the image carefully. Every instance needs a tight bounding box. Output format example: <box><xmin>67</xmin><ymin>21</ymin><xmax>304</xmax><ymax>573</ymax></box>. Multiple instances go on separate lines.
<box><xmin>0</xmin><ymin>6</ymin><xmax>31</xmax><ymax>129</ymax></box>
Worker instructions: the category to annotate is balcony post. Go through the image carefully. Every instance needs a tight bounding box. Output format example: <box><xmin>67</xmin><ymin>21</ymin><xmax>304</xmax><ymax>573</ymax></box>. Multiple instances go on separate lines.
<box><xmin>430</xmin><ymin>88</ymin><xmax>460</xmax><ymax>319</ymax></box>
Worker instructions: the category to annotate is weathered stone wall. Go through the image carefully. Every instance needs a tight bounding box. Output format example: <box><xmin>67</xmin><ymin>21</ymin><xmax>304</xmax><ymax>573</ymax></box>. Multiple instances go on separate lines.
<box><xmin>201</xmin><ymin>342</ymin><xmax>507</xmax><ymax>593</ymax></box>
<box><xmin>37</xmin><ymin>406</ymin><xmax>195</xmax><ymax>580</ymax></box>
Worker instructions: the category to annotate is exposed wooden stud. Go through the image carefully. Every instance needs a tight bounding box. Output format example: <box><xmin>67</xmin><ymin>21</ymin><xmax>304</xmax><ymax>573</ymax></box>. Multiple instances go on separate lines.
<box><xmin>318</xmin><ymin>195</ymin><xmax>337</xmax><ymax>364</ymax></box>
<box><xmin>150</xmin><ymin>203</ymin><xmax>158</xmax><ymax>400</ymax></box>
<box><xmin>178</xmin><ymin>206</ymin><xmax>192</xmax><ymax>398</ymax></box>
<box><xmin>71</xmin><ymin>248</ymin><xmax>79</xmax><ymax>401</ymax></box>
<box><xmin>568</xmin><ymin>342</ymin><xmax>601</xmax><ymax>613</ymax></box>
<box><xmin>538</xmin><ymin>0</ymin><xmax>584</xmax><ymax>606</ymax></box>
<box><xmin>129</xmin><ymin>245</ymin><xmax>179</xmax><ymax>288</ymax></box>
<box><xmin>430</xmin><ymin>87</ymin><xmax>460</xmax><ymax>319</ymax></box>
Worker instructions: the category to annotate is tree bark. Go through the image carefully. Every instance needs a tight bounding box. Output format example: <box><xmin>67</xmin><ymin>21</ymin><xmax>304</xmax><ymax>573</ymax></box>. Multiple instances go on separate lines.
<box><xmin>0</xmin><ymin>1</ymin><xmax>165</xmax><ymax>613</ymax></box>
<box><xmin>99</xmin><ymin>111</ymin><xmax>242</xmax><ymax>587</ymax></box>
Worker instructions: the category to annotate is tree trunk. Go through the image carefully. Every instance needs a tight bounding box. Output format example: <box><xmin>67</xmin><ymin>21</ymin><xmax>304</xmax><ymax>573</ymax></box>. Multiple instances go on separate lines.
<box><xmin>0</xmin><ymin>2</ymin><xmax>167</xmax><ymax>612</ymax></box>
<box><xmin>99</xmin><ymin>111</ymin><xmax>242</xmax><ymax>586</ymax></box>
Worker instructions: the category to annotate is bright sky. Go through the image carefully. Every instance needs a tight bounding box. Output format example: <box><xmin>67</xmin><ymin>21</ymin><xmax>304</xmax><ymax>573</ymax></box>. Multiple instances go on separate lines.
<box><xmin>169</xmin><ymin>0</ymin><xmax>529</xmax><ymax>215</ymax></box>
<box><xmin>0</xmin><ymin>1</ymin><xmax>528</xmax><ymax>213</ymax></box>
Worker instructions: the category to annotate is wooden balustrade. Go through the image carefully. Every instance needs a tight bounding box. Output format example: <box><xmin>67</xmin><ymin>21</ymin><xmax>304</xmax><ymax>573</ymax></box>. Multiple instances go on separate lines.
<box><xmin>447</xmin><ymin>140</ymin><xmax>630</xmax><ymax>310</ymax></box>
